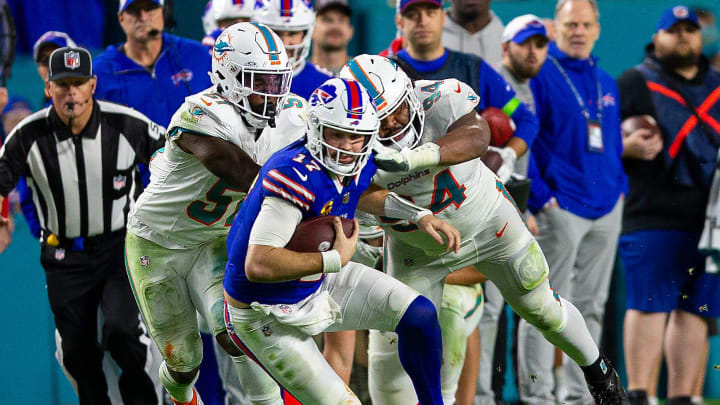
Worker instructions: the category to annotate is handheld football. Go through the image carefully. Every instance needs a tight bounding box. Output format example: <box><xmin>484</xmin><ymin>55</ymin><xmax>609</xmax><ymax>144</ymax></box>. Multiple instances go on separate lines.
<box><xmin>481</xmin><ymin>107</ymin><xmax>516</xmax><ymax>147</ymax></box>
<box><xmin>285</xmin><ymin>216</ymin><xmax>355</xmax><ymax>253</ymax></box>
<box><xmin>481</xmin><ymin>150</ymin><xmax>503</xmax><ymax>173</ymax></box>
<box><xmin>621</xmin><ymin>115</ymin><xmax>661</xmax><ymax>138</ymax></box>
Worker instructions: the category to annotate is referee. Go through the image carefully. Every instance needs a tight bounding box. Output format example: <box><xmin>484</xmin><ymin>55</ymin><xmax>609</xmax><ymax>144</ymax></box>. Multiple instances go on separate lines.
<box><xmin>0</xmin><ymin>47</ymin><xmax>165</xmax><ymax>404</ymax></box>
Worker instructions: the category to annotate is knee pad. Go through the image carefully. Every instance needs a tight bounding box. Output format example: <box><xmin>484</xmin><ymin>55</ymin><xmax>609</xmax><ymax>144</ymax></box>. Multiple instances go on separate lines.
<box><xmin>513</xmin><ymin>280</ymin><xmax>567</xmax><ymax>334</ymax></box>
<box><xmin>513</xmin><ymin>241</ymin><xmax>550</xmax><ymax>291</ymax></box>
<box><xmin>160</xmin><ymin>330</ymin><xmax>204</xmax><ymax>372</ymax></box>
<box><xmin>396</xmin><ymin>295</ymin><xmax>438</xmax><ymax>335</ymax></box>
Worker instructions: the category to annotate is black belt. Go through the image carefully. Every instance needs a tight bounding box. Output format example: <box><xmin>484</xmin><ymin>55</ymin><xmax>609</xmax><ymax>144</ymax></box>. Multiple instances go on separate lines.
<box><xmin>41</xmin><ymin>229</ymin><xmax>126</xmax><ymax>252</ymax></box>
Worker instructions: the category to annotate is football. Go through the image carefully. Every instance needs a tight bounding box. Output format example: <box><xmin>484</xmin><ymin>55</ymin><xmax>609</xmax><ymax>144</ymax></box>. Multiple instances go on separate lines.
<box><xmin>481</xmin><ymin>149</ymin><xmax>503</xmax><ymax>173</ymax></box>
<box><xmin>285</xmin><ymin>216</ymin><xmax>355</xmax><ymax>253</ymax></box>
<box><xmin>621</xmin><ymin>115</ymin><xmax>661</xmax><ymax>138</ymax></box>
<box><xmin>481</xmin><ymin>107</ymin><xmax>516</xmax><ymax>147</ymax></box>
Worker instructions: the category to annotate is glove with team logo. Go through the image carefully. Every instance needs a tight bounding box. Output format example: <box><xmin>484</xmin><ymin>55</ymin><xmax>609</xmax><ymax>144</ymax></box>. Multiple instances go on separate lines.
<box><xmin>374</xmin><ymin>142</ymin><xmax>440</xmax><ymax>172</ymax></box>
<box><xmin>487</xmin><ymin>145</ymin><xmax>517</xmax><ymax>183</ymax></box>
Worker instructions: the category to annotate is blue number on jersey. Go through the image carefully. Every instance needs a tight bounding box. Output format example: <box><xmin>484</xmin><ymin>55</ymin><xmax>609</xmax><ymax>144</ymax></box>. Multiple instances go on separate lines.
<box><xmin>224</xmin><ymin>139</ymin><xmax>377</xmax><ymax>305</ymax></box>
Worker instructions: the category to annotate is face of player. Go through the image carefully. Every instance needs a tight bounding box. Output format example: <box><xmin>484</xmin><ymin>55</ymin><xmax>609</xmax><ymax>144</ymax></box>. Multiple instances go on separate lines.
<box><xmin>554</xmin><ymin>0</ymin><xmax>600</xmax><ymax>60</ymax></box>
<box><xmin>379</xmin><ymin>100</ymin><xmax>411</xmax><ymax>143</ymax></box>
<box><xmin>275</xmin><ymin>30</ymin><xmax>306</xmax><ymax>60</ymax></box>
<box><xmin>323</xmin><ymin>127</ymin><xmax>366</xmax><ymax>164</ymax></box>
<box><xmin>504</xmin><ymin>35</ymin><xmax>549</xmax><ymax>80</ymax></box>
<box><xmin>653</xmin><ymin>21</ymin><xmax>702</xmax><ymax>69</ymax></box>
<box><xmin>47</xmin><ymin>77</ymin><xmax>96</xmax><ymax>121</ymax></box>
<box><xmin>35</xmin><ymin>45</ymin><xmax>58</xmax><ymax>82</ymax></box>
<box><xmin>397</xmin><ymin>4</ymin><xmax>445</xmax><ymax>54</ymax></box>
<box><xmin>312</xmin><ymin>10</ymin><xmax>353</xmax><ymax>52</ymax></box>
<box><xmin>119</xmin><ymin>0</ymin><xmax>165</xmax><ymax>43</ymax></box>
<box><xmin>243</xmin><ymin>71</ymin><xmax>290</xmax><ymax>118</ymax></box>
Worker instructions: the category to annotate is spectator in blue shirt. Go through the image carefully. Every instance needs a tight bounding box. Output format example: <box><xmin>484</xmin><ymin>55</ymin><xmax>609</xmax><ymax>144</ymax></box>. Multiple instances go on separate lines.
<box><xmin>93</xmin><ymin>0</ymin><xmax>211</xmax><ymax>129</ymax></box>
<box><xmin>517</xmin><ymin>1</ymin><xmax>627</xmax><ymax>404</ymax></box>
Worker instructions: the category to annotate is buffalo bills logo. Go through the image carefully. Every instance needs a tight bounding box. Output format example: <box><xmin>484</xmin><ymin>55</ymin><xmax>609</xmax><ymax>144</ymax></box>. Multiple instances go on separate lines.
<box><xmin>171</xmin><ymin>69</ymin><xmax>193</xmax><ymax>86</ymax></box>
<box><xmin>64</xmin><ymin>51</ymin><xmax>80</xmax><ymax>70</ymax></box>
<box><xmin>602</xmin><ymin>93</ymin><xmax>616</xmax><ymax>107</ymax></box>
<box><xmin>673</xmin><ymin>6</ymin><xmax>689</xmax><ymax>18</ymax></box>
<box><xmin>213</xmin><ymin>37</ymin><xmax>234</xmax><ymax>61</ymax></box>
<box><xmin>309</xmin><ymin>84</ymin><xmax>338</xmax><ymax>106</ymax></box>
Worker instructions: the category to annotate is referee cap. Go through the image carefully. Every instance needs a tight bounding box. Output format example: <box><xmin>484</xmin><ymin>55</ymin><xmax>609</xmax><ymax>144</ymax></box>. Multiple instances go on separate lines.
<box><xmin>48</xmin><ymin>47</ymin><xmax>93</xmax><ymax>82</ymax></box>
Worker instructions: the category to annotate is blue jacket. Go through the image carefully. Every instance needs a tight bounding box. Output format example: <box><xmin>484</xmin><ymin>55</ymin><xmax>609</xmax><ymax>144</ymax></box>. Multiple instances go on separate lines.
<box><xmin>396</xmin><ymin>48</ymin><xmax>538</xmax><ymax>148</ymax></box>
<box><xmin>291</xmin><ymin>62</ymin><xmax>334</xmax><ymax>100</ymax></box>
<box><xmin>93</xmin><ymin>33</ymin><xmax>212</xmax><ymax>128</ymax></box>
<box><xmin>528</xmin><ymin>43</ymin><xmax>626</xmax><ymax>219</ymax></box>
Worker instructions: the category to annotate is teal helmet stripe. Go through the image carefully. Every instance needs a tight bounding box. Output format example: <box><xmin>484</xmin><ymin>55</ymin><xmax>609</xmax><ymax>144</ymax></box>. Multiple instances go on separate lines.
<box><xmin>251</xmin><ymin>22</ymin><xmax>280</xmax><ymax>62</ymax></box>
<box><xmin>347</xmin><ymin>59</ymin><xmax>388</xmax><ymax>111</ymax></box>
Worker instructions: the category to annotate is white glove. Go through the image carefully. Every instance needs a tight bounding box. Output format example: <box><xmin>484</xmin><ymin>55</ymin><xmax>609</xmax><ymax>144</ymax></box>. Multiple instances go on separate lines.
<box><xmin>487</xmin><ymin>146</ymin><xmax>517</xmax><ymax>183</ymax></box>
<box><xmin>374</xmin><ymin>142</ymin><xmax>440</xmax><ymax>172</ymax></box>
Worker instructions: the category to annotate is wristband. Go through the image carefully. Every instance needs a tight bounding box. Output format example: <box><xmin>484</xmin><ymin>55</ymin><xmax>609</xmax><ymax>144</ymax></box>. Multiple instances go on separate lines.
<box><xmin>321</xmin><ymin>249</ymin><xmax>342</xmax><ymax>273</ymax></box>
<box><xmin>411</xmin><ymin>209</ymin><xmax>433</xmax><ymax>224</ymax></box>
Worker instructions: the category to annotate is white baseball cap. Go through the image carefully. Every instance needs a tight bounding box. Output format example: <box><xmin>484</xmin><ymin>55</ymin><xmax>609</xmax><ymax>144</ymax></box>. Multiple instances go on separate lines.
<box><xmin>502</xmin><ymin>14</ymin><xmax>548</xmax><ymax>44</ymax></box>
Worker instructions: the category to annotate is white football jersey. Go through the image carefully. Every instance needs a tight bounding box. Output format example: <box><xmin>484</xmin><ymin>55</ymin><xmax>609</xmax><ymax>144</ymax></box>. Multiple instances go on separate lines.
<box><xmin>373</xmin><ymin>79</ymin><xmax>500</xmax><ymax>255</ymax></box>
<box><xmin>128</xmin><ymin>88</ymin><xmax>307</xmax><ymax>249</ymax></box>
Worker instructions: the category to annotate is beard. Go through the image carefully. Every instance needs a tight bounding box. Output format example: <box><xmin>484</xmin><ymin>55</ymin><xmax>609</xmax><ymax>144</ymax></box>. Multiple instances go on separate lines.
<box><xmin>659</xmin><ymin>48</ymin><xmax>700</xmax><ymax>70</ymax></box>
<box><xmin>509</xmin><ymin>55</ymin><xmax>542</xmax><ymax>80</ymax></box>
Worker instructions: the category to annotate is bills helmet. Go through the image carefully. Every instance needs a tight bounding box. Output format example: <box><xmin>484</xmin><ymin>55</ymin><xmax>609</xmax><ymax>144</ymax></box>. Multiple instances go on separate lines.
<box><xmin>253</xmin><ymin>0</ymin><xmax>315</xmax><ymax>71</ymax></box>
<box><xmin>340</xmin><ymin>54</ymin><xmax>425</xmax><ymax>151</ymax></box>
<box><xmin>202</xmin><ymin>0</ymin><xmax>256</xmax><ymax>34</ymax></box>
<box><xmin>210</xmin><ymin>22</ymin><xmax>293</xmax><ymax>128</ymax></box>
<box><xmin>307</xmin><ymin>78</ymin><xmax>379</xmax><ymax>176</ymax></box>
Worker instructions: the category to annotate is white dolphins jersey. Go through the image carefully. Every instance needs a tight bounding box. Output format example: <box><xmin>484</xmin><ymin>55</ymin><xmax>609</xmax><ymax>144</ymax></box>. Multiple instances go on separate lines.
<box><xmin>127</xmin><ymin>88</ymin><xmax>307</xmax><ymax>249</ymax></box>
<box><xmin>373</xmin><ymin>79</ymin><xmax>500</xmax><ymax>256</ymax></box>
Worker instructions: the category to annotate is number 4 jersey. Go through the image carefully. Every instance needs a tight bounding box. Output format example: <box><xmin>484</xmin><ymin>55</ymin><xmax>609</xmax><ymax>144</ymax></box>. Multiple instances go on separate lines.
<box><xmin>373</xmin><ymin>79</ymin><xmax>500</xmax><ymax>256</ymax></box>
<box><xmin>127</xmin><ymin>88</ymin><xmax>308</xmax><ymax>249</ymax></box>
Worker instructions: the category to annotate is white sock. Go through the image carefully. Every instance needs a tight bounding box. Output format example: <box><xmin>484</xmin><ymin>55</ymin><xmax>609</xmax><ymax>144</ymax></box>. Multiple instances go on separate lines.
<box><xmin>542</xmin><ymin>298</ymin><xmax>600</xmax><ymax>366</ymax></box>
<box><xmin>159</xmin><ymin>361</ymin><xmax>197</xmax><ymax>403</ymax></box>
<box><xmin>232</xmin><ymin>355</ymin><xmax>282</xmax><ymax>405</ymax></box>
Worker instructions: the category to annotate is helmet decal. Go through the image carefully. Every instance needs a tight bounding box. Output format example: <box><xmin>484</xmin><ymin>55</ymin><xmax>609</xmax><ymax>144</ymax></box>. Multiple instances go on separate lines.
<box><xmin>345</xmin><ymin>59</ymin><xmax>388</xmax><ymax>111</ymax></box>
<box><xmin>250</xmin><ymin>22</ymin><xmax>281</xmax><ymax>65</ymax></box>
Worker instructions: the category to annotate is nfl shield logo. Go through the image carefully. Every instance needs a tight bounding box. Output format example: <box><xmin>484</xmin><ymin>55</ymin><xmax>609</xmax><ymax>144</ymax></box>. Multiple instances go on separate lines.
<box><xmin>140</xmin><ymin>256</ymin><xmax>149</xmax><ymax>267</ymax></box>
<box><xmin>64</xmin><ymin>51</ymin><xmax>80</xmax><ymax>70</ymax></box>
<box><xmin>55</xmin><ymin>248</ymin><xmax>65</xmax><ymax>261</ymax></box>
<box><xmin>113</xmin><ymin>175</ymin><xmax>127</xmax><ymax>190</ymax></box>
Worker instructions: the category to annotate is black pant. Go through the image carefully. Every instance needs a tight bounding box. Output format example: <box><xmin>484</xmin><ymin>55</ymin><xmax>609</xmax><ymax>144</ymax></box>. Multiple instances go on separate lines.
<box><xmin>41</xmin><ymin>232</ymin><xmax>156</xmax><ymax>405</ymax></box>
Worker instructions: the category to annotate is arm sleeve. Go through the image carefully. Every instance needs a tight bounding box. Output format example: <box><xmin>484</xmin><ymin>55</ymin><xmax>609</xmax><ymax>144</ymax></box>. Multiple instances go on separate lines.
<box><xmin>0</xmin><ymin>127</ymin><xmax>29</xmax><ymax>197</ymax></box>
<box><xmin>478</xmin><ymin>62</ymin><xmax>539</xmax><ymax>147</ymax></box>
<box><xmin>249</xmin><ymin>197</ymin><xmax>303</xmax><ymax>247</ymax></box>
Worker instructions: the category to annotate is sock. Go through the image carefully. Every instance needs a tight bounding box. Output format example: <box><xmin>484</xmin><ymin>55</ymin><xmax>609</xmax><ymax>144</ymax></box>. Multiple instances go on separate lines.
<box><xmin>395</xmin><ymin>296</ymin><xmax>443</xmax><ymax>405</ymax></box>
<box><xmin>628</xmin><ymin>390</ymin><xmax>649</xmax><ymax>405</ymax></box>
<box><xmin>691</xmin><ymin>396</ymin><xmax>704</xmax><ymax>404</ymax></box>
<box><xmin>544</xmin><ymin>298</ymin><xmax>600</xmax><ymax>366</ymax></box>
<box><xmin>667</xmin><ymin>397</ymin><xmax>693</xmax><ymax>405</ymax></box>
<box><xmin>231</xmin><ymin>354</ymin><xmax>282</xmax><ymax>404</ymax></box>
<box><xmin>159</xmin><ymin>361</ymin><xmax>197</xmax><ymax>403</ymax></box>
<box><xmin>580</xmin><ymin>355</ymin><xmax>611</xmax><ymax>383</ymax></box>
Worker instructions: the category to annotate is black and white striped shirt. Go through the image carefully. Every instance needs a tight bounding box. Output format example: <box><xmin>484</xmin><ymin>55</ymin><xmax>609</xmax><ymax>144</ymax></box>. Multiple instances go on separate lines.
<box><xmin>0</xmin><ymin>100</ymin><xmax>165</xmax><ymax>239</ymax></box>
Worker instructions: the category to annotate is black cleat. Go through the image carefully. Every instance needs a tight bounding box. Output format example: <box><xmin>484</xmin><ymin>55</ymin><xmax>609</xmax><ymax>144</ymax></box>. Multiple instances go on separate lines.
<box><xmin>586</xmin><ymin>361</ymin><xmax>630</xmax><ymax>404</ymax></box>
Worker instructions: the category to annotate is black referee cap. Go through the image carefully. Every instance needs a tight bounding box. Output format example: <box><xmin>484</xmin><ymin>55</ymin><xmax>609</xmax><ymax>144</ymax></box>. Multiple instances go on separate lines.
<box><xmin>48</xmin><ymin>47</ymin><xmax>93</xmax><ymax>82</ymax></box>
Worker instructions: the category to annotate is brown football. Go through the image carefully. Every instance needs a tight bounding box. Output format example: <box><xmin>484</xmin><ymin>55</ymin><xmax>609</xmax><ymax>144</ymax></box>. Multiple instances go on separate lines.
<box><xmin>285</xmin><ymin>216</ymin><xmax>355</xmax><ymax>253</ymax></box>
<box><xmin>621</xmin><ymin>115</ymin><xmax>661</xmax><ymax>138</ymax></box>
<box><xmin>481</xmin><ymin>107</ymin><xmax>515</xmax><ymax>147</ymax></box>
<box><xmin>481</xmin><ymin>150</ymin><xmax>503</xmax><ymax>173</ymax></box>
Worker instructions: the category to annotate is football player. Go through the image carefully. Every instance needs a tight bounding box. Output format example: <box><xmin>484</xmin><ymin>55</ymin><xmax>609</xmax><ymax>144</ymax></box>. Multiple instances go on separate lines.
<box><xmin>201</xmin><ymin>0</ymin><xmax>255</xmax><ymax>49</ymax></box>
<box><xmin>124</xmin><ymin>22</ymin><xmax>305</xmax><ymax>405</ymax></box>
<box><xmin>253</xmin><ymin>0</ymin><xmax>333</xmax><ymax>99</ymax></box>
<box><xmin>340</xmin><ymin>55</ymin><xmax>628</xmax><ymax>405</ymax></box>
<box><xmin>223</xmin><ymin>77</ymin><xmax>460</xmax><ymax>404</ymax></box>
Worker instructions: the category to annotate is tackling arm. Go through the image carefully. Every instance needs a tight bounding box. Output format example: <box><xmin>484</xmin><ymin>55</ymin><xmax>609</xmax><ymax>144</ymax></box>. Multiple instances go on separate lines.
<box><xmin>439</xmin><ymin>110</ymin><xmax>491</xmax><ymax>165</ymax></box>
<box><xmin>175</xmin><ymin>132</ymin><xmax>260</xmax><ymax>190</ymax></box>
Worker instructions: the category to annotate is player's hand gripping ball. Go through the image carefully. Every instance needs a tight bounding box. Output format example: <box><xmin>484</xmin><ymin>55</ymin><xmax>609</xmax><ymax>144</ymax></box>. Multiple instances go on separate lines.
<box><xmin>286</xmin><ymin>216</ymin><xmax>355</xmax><ymax>252</ymax></box>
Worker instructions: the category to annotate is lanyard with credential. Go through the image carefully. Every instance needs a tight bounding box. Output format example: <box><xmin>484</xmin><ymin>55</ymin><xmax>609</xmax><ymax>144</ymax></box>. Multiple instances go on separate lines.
<box><xmin>548</xmin><ymin>55</ymin><xmax>603</xmax><ymax>122</ymax></box>
<box><xmin>548</xmin><ymin>55</ymin><xmax>605</xmax><ymax>152</ymax></box>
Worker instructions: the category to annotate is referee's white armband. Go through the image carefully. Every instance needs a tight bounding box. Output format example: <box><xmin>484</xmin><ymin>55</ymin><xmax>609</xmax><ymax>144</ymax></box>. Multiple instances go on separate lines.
<box><xmin>321</xmin><ymin>250</ymin><xmax>342</xmax><ymax>273</ymax></box>
<box><xmin>384</xmin><ymin>192</ymin><xmax>433</xmax><ymax>223</ymax></box>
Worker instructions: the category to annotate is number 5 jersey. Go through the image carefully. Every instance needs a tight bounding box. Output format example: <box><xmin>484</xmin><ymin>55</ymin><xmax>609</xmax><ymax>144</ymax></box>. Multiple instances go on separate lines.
<box><xmin>127</xmin><ymin>87</ymin><xmax>308</xmax><ymax>249</ymax></box>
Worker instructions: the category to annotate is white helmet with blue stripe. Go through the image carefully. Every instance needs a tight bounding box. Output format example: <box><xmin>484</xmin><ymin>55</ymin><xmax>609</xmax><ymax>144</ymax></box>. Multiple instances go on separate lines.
<box><xmin>202</xmin><ymin>0</ymin><xmax>256</xmax><ymax>34</ymax></box>
<box><xmin>253</xmin><ymin>0</ymin><xmax>315</xmax><ymax>71</ymax></box>
<box><xmin>307</xmin><ymin>78</ymin><xmax>380</xmax><ymax>176</ymax></box>
<box><xmin>340</xmin><ymin>54</ymin><xmax>425</xmax><ymax>151</ymax></box>
<box><xmin>210</xmin><ymin>22</ymin><xmax>293</xmax><ymax>128</ymax></box>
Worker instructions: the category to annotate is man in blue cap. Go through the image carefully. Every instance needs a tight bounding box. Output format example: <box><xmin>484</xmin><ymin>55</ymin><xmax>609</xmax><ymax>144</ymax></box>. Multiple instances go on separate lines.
<box><xmin>616</xmin><ymin>5</ymin><xmax>720</xmax><ymax>405</ymax></box>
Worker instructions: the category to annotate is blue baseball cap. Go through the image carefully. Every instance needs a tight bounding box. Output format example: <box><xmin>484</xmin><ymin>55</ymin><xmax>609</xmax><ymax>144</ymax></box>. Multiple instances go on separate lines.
<box><xmin>502</xmin><ymin>14</ymin><xmax>548</xmax><ymax>44</ymax></box>
<box><xmin>656</xmin><ymin>5</ymin><xmax>700</xmax><ymax>32</ymax></box>
<box><xmin>32</xmin><ymin>31</ymin><xmax>76</xmax><ymax>63</ymax></box>
<box><xmin>119</xmin><ymin>0</ymin><xmax>163</xmax><ymax>13</ymax></box>
<box><xmin>398</xmin><ymin>0</ymin><xmax>442</xmax><ymax>15</ymax></box>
